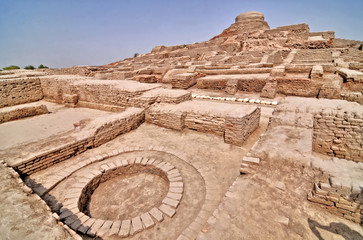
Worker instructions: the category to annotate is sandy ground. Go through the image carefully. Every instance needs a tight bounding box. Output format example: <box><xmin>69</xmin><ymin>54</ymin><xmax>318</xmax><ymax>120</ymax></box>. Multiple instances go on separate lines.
<box><xmin>0</xmin><ymin>163</ymin><xmax>72</xmax><ymax>240</ymax></box>
<box><xmin>0</xmin><ymin>101</ymin><xmax>112</xmax><ymax>150</ymax></box>
<box><xmin>23</xmin><ymin>105</ymin><xmax>272</xmax><ymax>240</ymax></box>
<box><xmin>2</xmin><ymin>99</ymin><xmax>362</xmax><ymax>240</ymax></box>
<box><xmin>90</xmin><ymin>172</ymin><xmax>169</xmax><ymax>220</ymax></box>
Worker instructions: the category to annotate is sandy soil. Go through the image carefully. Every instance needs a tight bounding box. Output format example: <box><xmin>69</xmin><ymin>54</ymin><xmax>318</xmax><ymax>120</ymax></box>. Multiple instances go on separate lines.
<box><xmin>0</xmin><ymin>101</ymin><xmax>112</xmax><ymax>150</ymax></box>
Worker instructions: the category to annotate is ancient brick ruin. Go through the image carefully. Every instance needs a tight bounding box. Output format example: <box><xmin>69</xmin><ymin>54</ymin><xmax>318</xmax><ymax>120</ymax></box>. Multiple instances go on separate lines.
<box><xmin>0</xmin><ymin>11</ymin><xmax>362</xmax><ymax>240</ymax></box>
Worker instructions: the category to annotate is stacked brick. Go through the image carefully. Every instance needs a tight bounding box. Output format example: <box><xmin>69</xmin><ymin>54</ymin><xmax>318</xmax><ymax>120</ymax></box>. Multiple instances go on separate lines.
<box><xmin>15</xmin><ymin>138</ymin><xmax>94</xmax><ymax>175</ymax></box>
<box><xmin>196</xmin><ymin>74</ymin><xmax>268</xmax><ymax>92</ymax></box>
<box><xmin>134</xmin><ymin>74</ymin><xmax>158</xmax><ymax>83</ymax></box>
<box><xmin>134</xmin><ymin>89</ymin><xmax>192</xmax><ymax>108</ymax></box>
<box><xmin>0</xmin><ymin>103</ymin><xmax>48</xmax><ymax>124</ymax></box>
<box><xmin>61</xmin><ymin>157</ymin><xmax>184</xmax><ymax>238</ymax></box>
<box><xmin>225</xmin><ymin>108</ymin><xmax>261</xmax><ymax>146</ymax></box>
<box><xmin>93</xmin><ymin>108</ymin><xmax>145</xmax><ymax>147</ymax></box>
<box><xmin>185</xmin><ymin>114</ymin><xmax>225</xmax><ymax>136</ymax></box>
<box><xmin>146</xmin><ymin>101</ymin><xmax>260</xmax><ymax>146</ymax></box>
<box><xmin>313</xmin><ymin>109</ymin><xmax>363</xmax><ymax>162</ymax></box>
<box><xmin>40</xmin><ymin>76</ymin><xmax>192</xmax><ymax>110</ymax></box>
<box><xmin>224</xmin><ymin>79</ymin><xmax>238</xmax><ymax>94</ymax></box>
<box><xmin>239</xmin><ymin>156</ymin><xmax>260</xmax><ymax>174</ymax></box>
<box><xmin>40</xmin><ymin>75</ymin><xmax>81</xmax><ymax>103</ymax></box>
<box><xmin>308</xmin><ymin>180</ymin><xmax>362</xmax><ymax>224</ymax></box>
<box><xmin>0</xmin><ymin>78</ymin><xmax>43</xmax><ymax>108</ymax></box>
<box><xmin>13</xmin><ymin>108</ymin><xmax>145</xmax><ymax>175</ymax></box>
<box><xmin>275</xmin><ymin>77</ymin><xmax>322</xmax><ymax>97</ymax></box>
<box><xmin>74</xmin><ymin>80</ymin><xmax>155</xmax><ymax>108</ymax></box>
<box><xmin>171</xmin><ymin>73</ymin><xmax>197</xmax><ymax>89</ymax></box>
<box><xmin>260</xmin><ymin>78</ymin><xmax>277</xmax><ymax>98</ymax></box>
<box><xmin>145</xmin><ymin>104</ymin><xmax>186</xmax><ymax>130</ymax></box>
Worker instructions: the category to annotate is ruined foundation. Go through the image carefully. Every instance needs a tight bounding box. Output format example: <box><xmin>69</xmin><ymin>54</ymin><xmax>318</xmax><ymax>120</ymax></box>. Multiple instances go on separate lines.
<box><xmin>0</xmin><ymin>10</ymin><xmax>362</xmax><ymax>240</ymax></box>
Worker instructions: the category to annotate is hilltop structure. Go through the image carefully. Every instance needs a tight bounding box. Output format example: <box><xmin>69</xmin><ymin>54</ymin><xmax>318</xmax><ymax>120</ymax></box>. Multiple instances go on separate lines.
<box><xmin>0</xmin><ymin>11</ymin><xmax>362</xmax><ymax>239</ymax></box>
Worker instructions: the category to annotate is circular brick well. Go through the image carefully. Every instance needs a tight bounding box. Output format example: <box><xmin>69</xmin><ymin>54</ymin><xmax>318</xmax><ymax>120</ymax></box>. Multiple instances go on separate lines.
<box><xmin>80</xmin><ymin>165</ymin><xmax>169</xmax><ymax>220</ymax></box>
<box><xmin>61</xmin><ymin>156</ymin><xmax>185</xmax><ymax>237</ymax></box>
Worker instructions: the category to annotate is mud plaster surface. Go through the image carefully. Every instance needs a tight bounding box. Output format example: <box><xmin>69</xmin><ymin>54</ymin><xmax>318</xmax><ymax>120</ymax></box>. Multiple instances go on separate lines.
<box><xmin>90</xmin><ymin>172</ymin><xmax>169</xmax><ymax>220</ymax></box>
<box><xmin>0</xmin><ymin>101</ymin><xmax>112</xmax><ymax>150</ymax></box>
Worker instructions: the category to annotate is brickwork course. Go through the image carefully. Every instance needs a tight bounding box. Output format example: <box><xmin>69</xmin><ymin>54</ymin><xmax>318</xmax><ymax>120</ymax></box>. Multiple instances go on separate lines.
<box><xmin>0</xmin><ymin>10</ymin><xmax>362</xmax><ymax>240</ymax></box>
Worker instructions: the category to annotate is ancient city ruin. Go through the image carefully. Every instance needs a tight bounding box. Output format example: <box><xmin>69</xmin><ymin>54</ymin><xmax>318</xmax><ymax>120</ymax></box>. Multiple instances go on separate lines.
<box><xmin>0</xmin><ymin>11</ymin><xmax>362</xmax><ymax>239</ymax></box>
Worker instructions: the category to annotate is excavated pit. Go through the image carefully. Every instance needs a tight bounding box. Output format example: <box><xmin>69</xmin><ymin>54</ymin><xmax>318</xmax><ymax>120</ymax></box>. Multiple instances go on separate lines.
<box><xmin>79</xmin><ymin>164</ymin><xmax>169</xmax><ymax>220</ymax></box>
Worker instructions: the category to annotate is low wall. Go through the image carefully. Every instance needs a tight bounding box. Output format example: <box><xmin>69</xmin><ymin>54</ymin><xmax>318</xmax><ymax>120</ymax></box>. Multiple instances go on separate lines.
<box><xmin>40</xmin><ymin>75</ymin><xmax>79</xmax><ymax>103</ymax></box>
<box><xmin>196</xmin><ymin>75</ymin><xmax>268</xmax><ymax>92</ymax></box>
<box><xmin>146</xmin><ymin>101</ymin><xmax>260</xmax><ymax>146</ymax></box>
<box><xmin>10</xmin><ymin>108</ymin><xmax>145</xmax><ymax>175</ymax></box>
<box><xmin>309</xmin><ymin>31</ymin><xmax>335</xmax><ymax>39</ymax></box>
<box><xmin>308</xmin><ymin>180</ymin><xmax>362</xmax><ymax>224</ymax></box>
<box><xmin>40</xmin><ymin>76</ymin><xmax>190</xmax><ymax>110</ymax></box>
<box><xmin>0</xmin><ymin>78</ymin><xmax>43</xmax><ymax>108</ymax></box>
<box><xmin>313</xmin><ymin>109</ymin><xmax>363</xmax><ymax>162</ymax></box>
<box><xmin>276</xmin><ymin>78</ymin><xmax>322</xmax><ymax>97</ymax></box>
<box><xmin>0</xmin><ymin>103</ymin><xmax>48</xmax><ymax>124</ymax></box>
<box><xmin>135</xmin><ymin>88</ymin><xmax>191</xmax><ymax>108</ymax></box>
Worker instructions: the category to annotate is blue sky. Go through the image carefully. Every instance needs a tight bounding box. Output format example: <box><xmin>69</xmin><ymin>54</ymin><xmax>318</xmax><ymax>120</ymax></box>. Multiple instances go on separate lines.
<box><xmin>0</xmin><ymin>0</ymin><xmax>362</xmax><ymax>69</ymax></box>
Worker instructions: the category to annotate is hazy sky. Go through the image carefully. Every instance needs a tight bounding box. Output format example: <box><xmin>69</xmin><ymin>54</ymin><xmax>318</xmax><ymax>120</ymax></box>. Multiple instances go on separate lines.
<box><xmin>1</xmin><ymin>0</ymin><xmax>362</xmax><ymax>69</ymax></box>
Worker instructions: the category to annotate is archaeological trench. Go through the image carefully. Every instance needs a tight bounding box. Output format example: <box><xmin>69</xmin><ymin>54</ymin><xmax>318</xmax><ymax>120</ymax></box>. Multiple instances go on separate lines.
<box><xmin>1</xmin><ymin>11</ymin><xmax>363</xmax><ymax>240</ymax></box>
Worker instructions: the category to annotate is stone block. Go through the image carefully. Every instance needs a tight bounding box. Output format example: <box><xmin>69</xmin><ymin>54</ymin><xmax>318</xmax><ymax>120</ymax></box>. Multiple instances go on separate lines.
<box><xmin>162</xmin><ymin>197</ymin><xmax>180</xmax><ymax>208</ymax></box>
<box><xmin>96</xmin><ymin>220</ymin><xmax>113</xmax><ymax>236</ymax></box>
<box><xmin>149</xmin><ymin>207</ymin><xmax>164</xmax><ymax>222</ymax></box>
<box><xmin>140</xmin><ymin>212</ymin><xmax>155</xmax><ymax>229</ymax></box>
<box><xmin>86</xmin><ymin>219</ymin><xmax>105</xmax><ymax>237</ymax></box>
<box><xmin>108</xmin><ymin>220</ymin><xmax>121</xmax><ymax>236</ymax></box>
<box><xmin>159</xmin><ymin>204</ymin><xmax>176</xmax><ymax>218</ymax></box>
<box><xmin>119</xmin><ymin>220</ymin><xmax>131</xmax><ymax>237</ymax></box>
<box><xmin>131</xmin><ymin>216</ymin><xmax>143</xmax><ymax>234</ymax></box>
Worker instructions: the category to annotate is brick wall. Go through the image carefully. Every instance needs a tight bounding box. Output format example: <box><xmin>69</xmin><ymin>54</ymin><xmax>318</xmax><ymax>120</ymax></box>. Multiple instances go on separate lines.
<box><xmin>40</xmin><ymin>76</ymin><xmax>190</xmax><ymax>110</ymax></box>
<box><xmin>225</xmin><ymin>108</ymin><xmax>261</xmax><ymax>146</ymax></box>
<box><xmin>0</xmin><ymin>104</ymin><xmax>48</xmax><ymax>124</ymax></box>
<box><xmin>276</xmin><ymin>78</ymin><xmax>322</xmax><ymax>97</ymax></box>
<box><xmin>308</xmin><ymin>180</ymin><xmax>362</xmax><ymax>224</ymax></box>
<box><xmin>313</xmin><ymin>110</ymin><xmax>363</xmax><ymax>162</ymax></box>
<box><xmin>40</xmin><ymin>76</ymin><xmax>84</xmax><ymax>103</ymax></box>
<box><xmin>146</xmin><ymin>101</ymin><xmax>260</xmax><ymax>146</ymax></box>
<box><xmin>0</xmin><ymin>78</ymin><xmax>43</xmax><ymax>108</ymax></box>
<box><xmin>13</xmin><ymin>108</ymin><xmax>145</xmax><ymax>175</ymax></box>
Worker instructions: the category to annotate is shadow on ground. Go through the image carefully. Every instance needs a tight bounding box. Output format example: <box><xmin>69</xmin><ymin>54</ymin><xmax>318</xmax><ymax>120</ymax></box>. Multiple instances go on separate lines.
<box><xmin>308</xmin><ymin>218</ymin><xmax>363</xmax><ymax>240</ymax></box>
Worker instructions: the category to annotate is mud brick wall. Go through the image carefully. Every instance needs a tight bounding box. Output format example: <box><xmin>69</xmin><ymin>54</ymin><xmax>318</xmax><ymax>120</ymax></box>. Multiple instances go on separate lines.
<box><xmin>145</xmin><ymin>107</ymin><xmax>185</xmax><ymax>130</ymax></box>
<box><xmin>131</xmin><ymin>90</ymin><xmax>191</xmax><ymax>108</ymax></box>
<box><xmin>171</xmin><ymin>73</ymin><xmax>197</xmax><ymax>89</ymax></box>
<box><xmin>237</xmin><ymin>79</ymin><xmax>266</xmax><ymax>92</ymax></box>
<box><xmin>276</xmin><ymin>78</ymin><xmax>322</xmax><ymax>97</ymax></box>
<box><xmin>40</xmin><ymin>76</ymin><xmax>75</xmax><ymax>103</ymax></box>
<box><xmin>158</xmin><ymin>93</ymin><xmax>191</xmax><ymax>104</ymax></box>
<box><xmin>13</xmin><ymin>108</ymin><xmax>145</xmax><ymax>175</ymax></box>
<box><xmin>196</xmin><ymin>78</ymin><xmax>266</xmax><ymax>92</ymax></box>
<box><xmin>313</xmin><ymin>110</ymin><xmax>363</xmax><ymax>162</ymax></box>
<box><xmin>40</xmin><ymin>77</ymin><xmax>156</xmax><ymax>109</ymax></box>
<box><xmin>185</xmin><ymin>114</ymin><xmax>225</xmax><ymax>136</ymax></box>
<box><xmin>308</xmin><ymin>181</ymin><xmax>362</xmax><ymax>224</ymax></box>
<box><xmin>276</xmin><ymin>24</ymin><xmax>310</xmax><ymax>41</ymax></box>
<box><xmin>196</xmin><ymin>78</ymin><xmax>227</xmax><ymax>90</ymax></box>
<box><xmin>309</xmin><ymin>31</ymin><xmax>335</xmax><ymax>39</ymax></box>
<box><xmin>146</xmin><ymin>102</ymin><xmax>260</xmax><ymax>146</ymax></box>
<box><xmin>14</xmin><ymin>138</ymin><xmax>94</xmax><ymax>175</ymax></box>
<box><xmin>293</xmin><ymin>49</ymin><xmax>333</xmax><ymax>63</ymax></box>
<box><xmin>225</xmin><ymin>108</ymin><xmax>260</xmax><ymax>146</ymax></box>
<box><xmin>0</xmin><ymin>78</ymin><xmax>43</xmax><ymax>108</ymax></box>
<box><xmin>93</xmin><ymin>109</ymin><xmax>145</xmax><ymax>147</ymax></box>
<box><xmin>0</xmin><ymin>104</ymin><xmax>48</xmax><ymax>124</ymax></box>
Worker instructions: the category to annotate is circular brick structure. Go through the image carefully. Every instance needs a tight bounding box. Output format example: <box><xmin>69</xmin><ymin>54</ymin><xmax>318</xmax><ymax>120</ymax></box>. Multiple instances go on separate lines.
<box><xmin>59</xmin><ymin>156</ymin><xmax>184</xmax><ymax>238</ymax></box>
